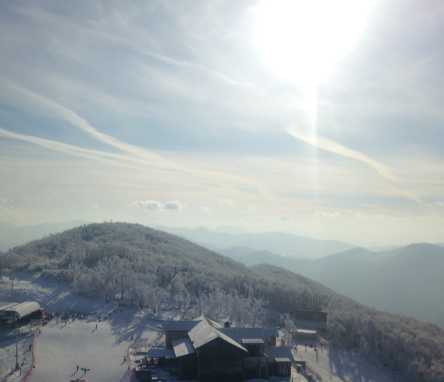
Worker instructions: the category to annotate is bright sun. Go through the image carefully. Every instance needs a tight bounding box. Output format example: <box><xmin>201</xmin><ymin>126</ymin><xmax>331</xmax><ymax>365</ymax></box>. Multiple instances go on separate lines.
<box><xmin>255</xmin><ymin>0</ymin><xmax>373</xmax><ymax>85</ymax></box>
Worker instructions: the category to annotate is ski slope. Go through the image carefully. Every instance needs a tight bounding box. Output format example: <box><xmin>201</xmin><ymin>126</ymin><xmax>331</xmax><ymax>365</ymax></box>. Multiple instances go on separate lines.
<box><xmin>30</xmin><ymin>317</ymin><xmax>131</xmax><ymax>382</ymax></box>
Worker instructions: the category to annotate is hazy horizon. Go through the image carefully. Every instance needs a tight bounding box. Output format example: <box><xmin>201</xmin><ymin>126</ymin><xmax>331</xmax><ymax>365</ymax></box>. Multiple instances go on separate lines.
<box><xmin>1</xmin><ymin>0</ymin><xmax>444</xmax><ymax>247</ymax></box>
<box><xmin>2</xmin><ymin>219</ymin><xmax>444</xmax><ymax>250</ymax></box>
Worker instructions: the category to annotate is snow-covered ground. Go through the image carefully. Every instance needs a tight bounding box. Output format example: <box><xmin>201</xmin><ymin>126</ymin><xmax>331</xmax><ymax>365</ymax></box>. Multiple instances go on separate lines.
<box><xmin>291</xmin><ymin>340</ymin><xmax>406</xmax><ymax>382</ymax></box>
<box><xmin>0</xmin><ymin>272</ymin><xmax>166</xmax><ymax>382</ymax></box>
<box><xmin>0</xmin><ymin>273</ymin><xmax>406</xmax><ymax>382</ymax></box>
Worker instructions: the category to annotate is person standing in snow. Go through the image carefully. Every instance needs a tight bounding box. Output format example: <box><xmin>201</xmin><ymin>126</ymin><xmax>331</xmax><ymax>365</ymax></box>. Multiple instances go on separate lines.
<box><xmin>77</xmin><ymin>365</ymin><xmax>79</xmax><ymax>371</ymax></box>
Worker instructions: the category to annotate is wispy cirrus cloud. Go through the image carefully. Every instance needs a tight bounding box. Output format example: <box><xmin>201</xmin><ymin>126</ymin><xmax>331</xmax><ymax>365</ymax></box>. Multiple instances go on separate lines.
<box><xmin>140</xmin><ymin>49</ymin><xmax>265</xmax><ymax>93</ymax></box>
<box><xmin>0</xmin><ymin>81</ymin><xmax>275</xmax><ymax>202</ymax></box>
<box><xmin>287</xmin><ymin>127</ymin><xmax>398</xmax><ymax>182</ymax></box>
<box><xmin>218</xmin><ymin>198</ymin><xmax>235</xmax><ymax>207</ymax></box>
<box><xmin>0</xmin><ymin>127</ymin><xmax>131</xmax><ymax>166</ymax></box>
<box><xmin>287</xmin><ymin>127</ymin><xmax>430</xmax><ymax>206</ymax></box>
<box><xmin>4</xmin><ymin>83</ymin><xmax>166</xmax><ymax>165</ymax></box>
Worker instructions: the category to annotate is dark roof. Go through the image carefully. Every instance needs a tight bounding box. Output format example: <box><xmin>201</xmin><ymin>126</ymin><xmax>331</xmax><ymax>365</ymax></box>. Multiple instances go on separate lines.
<box><xmin>187</xmin><ymin>318</ymin><xmax>247</xmax><ymax>352</ymax></box>
<box><xmin>295</xmin><ymin>309</ymin><xmax>327</xmax><ymax>314</ymax></box>
<box><xmin>218</xmin><ymin>327</ymin><xmax>278</xmax><ymax>345</ymax></box>
<box><xmin>275</xmin><ymin>357</ymin><xmax>292</xmax><ymax>363</ymax></box>
<box><xmin>265</xmin><ymin>347</ymin><xmax>295</xmax><ymax>363</ymax></box>
<box><xmin>160</xmin><ymin>317</ymin><xmax>289</xmax><ymax>359</ymax></box>
<box><xmin>163</xmin><ymin>320</ymin><xmax>201</xmax><ymax>332</ymax></box>
<box><xmin>264</xmin><ymin>328</ymin><xmax>279</xmax><ymax>338</ymax></box>
<box><xmin>163</xmin><ymin>315</ymin><xmax>221</xmax><ymax>332</ymax></box>
<box><xmin>241</xmin><ymin>339</ymin><xmax>264</xmax><ymax>344</ymax></box>
<box><xmin>148</xmin><ymin>348</ymin><xmax>176</xmax><ymax>359</ymax></box>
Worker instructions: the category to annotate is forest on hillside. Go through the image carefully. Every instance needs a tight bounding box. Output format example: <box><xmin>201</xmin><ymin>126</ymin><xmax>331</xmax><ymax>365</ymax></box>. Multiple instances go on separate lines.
<box><xmin>0</xmin><ymin>222</ymin><xmax>443</xmax><ymax>381</ymax></box>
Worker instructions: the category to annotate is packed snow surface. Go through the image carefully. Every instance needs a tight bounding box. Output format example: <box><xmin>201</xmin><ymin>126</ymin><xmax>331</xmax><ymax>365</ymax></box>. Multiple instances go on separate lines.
<box><xmin>290</xmin><ymin>340</ymin><xmax>404</xmax><ymax>382</ymax></box>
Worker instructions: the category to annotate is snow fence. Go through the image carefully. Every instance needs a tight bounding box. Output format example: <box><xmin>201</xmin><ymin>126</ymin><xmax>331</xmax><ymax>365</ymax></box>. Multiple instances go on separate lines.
<box><xmin>127</xmin><ymin>343</ymin><xmax>135</xmax><ymax>382</ymax></box>
<box><xmin>23</xmin><ymin>323</ymin><xmax>41</xmax><ymax>382</ymax></box>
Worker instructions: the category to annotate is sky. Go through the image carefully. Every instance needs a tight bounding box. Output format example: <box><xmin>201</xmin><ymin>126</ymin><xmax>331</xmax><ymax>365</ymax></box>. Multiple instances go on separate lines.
<box><xmin>1</xmin><ymin>0</ymin><xmax>444</xmax><ymax>247</ymax></box>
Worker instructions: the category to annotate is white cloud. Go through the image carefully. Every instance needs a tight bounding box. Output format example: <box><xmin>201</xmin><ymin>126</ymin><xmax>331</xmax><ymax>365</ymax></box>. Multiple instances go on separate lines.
<box><xmin>315</xmin><ymin>211</ymin><xmax>343</xmax><ymax>219</ymax></box>
<box><xmin>218</xmin><ymin>198</ymin><xmax>235</xmax><ymax>207</ymax></box>
<box><xmin>131</xmin><ymin>200</ymin><xmax>162</xmax><ymax>211</ymax></box>
<box><xmin>130</xmin><ymin>200</ymin><xmax>182</xmax><ymax>211</ymax></box>
<box><xmin>92</xmin><ymin>204</ymin><xmax>99</xmax><ymax>210</ymax></box>
<box><xmin>164</xmin><ymin>201</ymin><xmax>182</xmax><ymax>210</ymax></box>
<box><xmin>248</xmin><ymin>205</ymin><xmax>257</xmax><ymax>212</ymax></box>
<box><xmin>280</xmin><ymin>215</ymin><xmax>292</xmax><ymax>221</ymax></box>
<box><xmin>0</xmin><ymin>199</ymin><xmax>14</xmax><ymax>211</ymax></box>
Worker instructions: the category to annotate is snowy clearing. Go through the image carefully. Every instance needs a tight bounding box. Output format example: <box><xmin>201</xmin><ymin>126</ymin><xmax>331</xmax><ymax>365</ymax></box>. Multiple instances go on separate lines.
<box><xmin>290</xmin><ymin>339</ymin><xmax>406</xmax><ymax>382</ymax></box>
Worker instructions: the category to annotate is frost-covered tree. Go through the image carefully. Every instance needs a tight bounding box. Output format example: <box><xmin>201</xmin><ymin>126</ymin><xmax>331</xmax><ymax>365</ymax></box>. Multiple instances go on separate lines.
<box><xmin>284</xmin><ymin>313</ymin><xmax>297</xmax><ymax>341</ymax></box>
<box><xmin>246</xmin><ymin>298</ymin><xmax>264</xmax><ymax>328</ymax></box>
<box><xmin>145</xmin><ymin>285</ymin><xmax>169</xmax><ymax>314</ymax></box>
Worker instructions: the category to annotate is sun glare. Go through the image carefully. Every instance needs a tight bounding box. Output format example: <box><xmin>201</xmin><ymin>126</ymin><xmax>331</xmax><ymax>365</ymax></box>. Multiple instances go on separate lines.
<box><xmin>255</xmin><ymin>0</ymin><xmax>373</xmax><ymax>85</ymax></box>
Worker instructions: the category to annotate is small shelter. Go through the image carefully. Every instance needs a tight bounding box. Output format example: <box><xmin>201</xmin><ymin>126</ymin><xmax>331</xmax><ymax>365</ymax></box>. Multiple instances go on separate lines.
<box><xmin>294</xmin><ymin>309</ymin><xmax>327</xmax><ymax>322</ymax></box>
<box><xmin>0</xmin><ymin>301</ymin><xmax>41</xmax><ymax>320</ymax></box>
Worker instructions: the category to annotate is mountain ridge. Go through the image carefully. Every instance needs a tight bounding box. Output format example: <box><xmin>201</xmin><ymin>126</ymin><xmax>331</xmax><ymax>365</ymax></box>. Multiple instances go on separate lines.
<box><xmin>217</xmin><ymin>242</ymin><xmax>444</xmax><ymax>328</ymax></box>
<box><xmin>155</xmin><ymin>225</ymin><xmax>357</xmax><ymax>259</ymax></box>
<box><xmin>0</xmin><ymin>219</ymin><xmax>89</xmax><ymax>251</ymax></box>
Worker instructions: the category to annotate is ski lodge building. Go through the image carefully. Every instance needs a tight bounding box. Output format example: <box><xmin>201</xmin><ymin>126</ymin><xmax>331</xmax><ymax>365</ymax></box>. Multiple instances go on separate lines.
<box><xmin>294</xmin><ymin>309</ymin><xmax>327</xmax><ymax>323</ymax></box>
<box><xmin>148</xmin><ymin>316</ymin><xmax>301</xmax><ymax>381</ymax></box>
<box><xmin>0</xmin><ymin>301</ymin><xmax>42</xmax><ymax>322</ymax></box>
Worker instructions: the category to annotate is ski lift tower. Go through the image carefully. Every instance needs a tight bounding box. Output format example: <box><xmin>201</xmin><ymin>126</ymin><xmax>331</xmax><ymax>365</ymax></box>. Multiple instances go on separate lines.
<box><xmin>10</xmin><ymin>273</ymin><xmax>16</xmax><ymax>302</ymax></box>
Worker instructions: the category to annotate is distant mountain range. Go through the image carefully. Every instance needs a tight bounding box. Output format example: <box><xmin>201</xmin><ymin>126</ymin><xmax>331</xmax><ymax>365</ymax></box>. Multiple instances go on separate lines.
<box><xmin>218</xmin><ymin>243</ymin><xmax>444</xmax><ymax>328</ymax></box>
<box><xmin>0</xmin><ymin>220</ymin><xmax>89</xmax><ymax>251</ymax></box>
<box><xmin>155</xmin><ymin>225</ymin><xmax>357</xmax><ymax>260</ymax></box>
<box><xmin>211</xmin><ymin>225</ymin><xmax>250</xmax><ymax>235</ymax></box>
<box><xmin>155</xmin><ymin>225</ymin><xmax>444</xmax><ymax>328</ymax></box>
